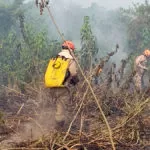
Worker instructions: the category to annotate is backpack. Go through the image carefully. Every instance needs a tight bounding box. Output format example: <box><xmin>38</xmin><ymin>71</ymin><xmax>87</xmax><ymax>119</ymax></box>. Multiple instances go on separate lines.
<box><xmin>44</xmin><ymin>57</ymin><xmax>70</xmax><ymax>87</ymax></box>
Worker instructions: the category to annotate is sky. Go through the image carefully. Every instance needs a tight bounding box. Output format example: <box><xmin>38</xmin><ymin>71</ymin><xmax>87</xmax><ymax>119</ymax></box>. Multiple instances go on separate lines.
<box><xmin>24</xmin><ymin>0</ymin><xmax>145</xmax><ymax>9</ymax></box>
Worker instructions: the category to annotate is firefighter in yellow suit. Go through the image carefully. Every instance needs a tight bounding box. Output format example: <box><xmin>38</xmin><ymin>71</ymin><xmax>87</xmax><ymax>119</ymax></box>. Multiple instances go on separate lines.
<box><xmin>134</xmin><ymin>49</ymin><xmax>150</xmax><ymax>92</ymax></box>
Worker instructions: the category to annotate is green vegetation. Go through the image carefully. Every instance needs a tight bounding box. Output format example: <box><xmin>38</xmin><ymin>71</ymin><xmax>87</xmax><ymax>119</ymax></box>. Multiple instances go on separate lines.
<box><xmin>80</xmin><ymin>16</ymin><xmax>98</xmax><ymax>70</ymax></box>
<box><xmin>121</xmin><ymin>0</ymin><xmax>150</xmax><ymax>54</ymax></box>
<box><xmin>0</xmin><ymin>0</ymin><xmax>150</xmax><ymax>87</ymax></box>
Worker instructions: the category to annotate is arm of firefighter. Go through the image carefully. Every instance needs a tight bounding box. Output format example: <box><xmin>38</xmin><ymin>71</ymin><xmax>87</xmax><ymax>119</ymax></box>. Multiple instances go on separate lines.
<box><xmin>137</xmin><ymin>62</ymin><xmax>148</xmax><ymax>70</ymax></box>
<box><xmin>68</xmin><ymin>60</ymin><xmax>79</xmax><ymax>85</ymax></box>
<box><xmin>136</xmin><ymin>56</ymin><xmax>148</xmax><ymax>70</ymax></box>
<box><xmin>69</xmin><ymin>60</ymin><xmax>77</xmax><ymax>76</ymax></box>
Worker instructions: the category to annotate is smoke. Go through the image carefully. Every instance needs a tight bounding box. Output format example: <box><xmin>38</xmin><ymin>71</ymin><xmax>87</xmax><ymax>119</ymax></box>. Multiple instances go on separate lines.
<box><xmin>23</xmin><ymin>0</ymin><xmax>131</xmax><ymax>66</ymax></box>
<box><xmin>50</xmin><ymin>1</ymin><xmax>128</xmax><ymax>65</ymax></box>
<box><xmin>23</xmin><ymin>0</ymin><xmax>146</xmax><ymax>67</ymax></box>
<box><xmin>23</xmin><ymin>0</ymin><xmax>143</xmax><ymax>9</ymax></box>
<box><xmin>7</xmin><ymin>91</ymin><xmax>57</xmax><ymax>142</ymax></box>
<box><xmin>9</xmin><ymin>87</ymin><xmax>72</xmax><ymax>142</ymax></box>
<box><xmin>19</xmin><ymin>108</ymin><xmax>56</xmax><ymax>141</ymax></box>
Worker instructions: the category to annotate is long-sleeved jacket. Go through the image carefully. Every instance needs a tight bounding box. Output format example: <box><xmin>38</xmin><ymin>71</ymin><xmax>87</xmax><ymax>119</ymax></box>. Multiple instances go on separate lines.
<box><xmin>134</xmin><ymin>55</ymin><xmax>148</xmax><ymax>76</ymax></box>
<box><xmin>58</xmin><ymin>49</ymin><xmax>77</xmax><ymax>76</ymax></box>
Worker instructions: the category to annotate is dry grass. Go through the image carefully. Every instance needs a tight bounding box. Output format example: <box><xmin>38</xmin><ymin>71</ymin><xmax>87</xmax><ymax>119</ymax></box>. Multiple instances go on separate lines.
<box><xmin>0</xmin><ymin>81</ymin><xmax>149</xmax><ymax>150</ymax></box>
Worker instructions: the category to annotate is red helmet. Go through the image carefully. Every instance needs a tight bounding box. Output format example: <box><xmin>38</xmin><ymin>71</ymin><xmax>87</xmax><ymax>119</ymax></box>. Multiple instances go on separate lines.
<box><xmin>62</xmin><ymin>41</ymin><xmax>75</xmax><ymax>50</ymax></box>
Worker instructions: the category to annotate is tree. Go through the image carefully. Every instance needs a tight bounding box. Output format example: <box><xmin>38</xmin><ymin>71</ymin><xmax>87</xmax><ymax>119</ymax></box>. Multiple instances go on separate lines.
<box><xmin>0</xmin><ymin>23</ymin><xmax>61</xmax><ymax>87</ymax></box>
<box><xmin>0</xmin><ymin>0</ymin><xmax>24</xmax><ymax>38</ymax></box>
<box><xmin>122</xmin><ymin>0</ymin><xmax>150</xmax><ymax>54</ymax></box>
<box><xmin>80</xmin><ymin>16</ymin><xmax>98</xmax><ymax>71</ymax></box>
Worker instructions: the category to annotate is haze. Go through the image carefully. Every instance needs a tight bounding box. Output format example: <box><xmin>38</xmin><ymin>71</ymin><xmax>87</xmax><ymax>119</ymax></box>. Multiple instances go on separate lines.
<box><xmin>24</xmin><ymin>0</ymin><xmax>144</xmax><ymax>9</ymax></box>
<box><xmin>70</xmin><ymin>0</ymin><xmax>143</xmax><ymax>9</ymax></box>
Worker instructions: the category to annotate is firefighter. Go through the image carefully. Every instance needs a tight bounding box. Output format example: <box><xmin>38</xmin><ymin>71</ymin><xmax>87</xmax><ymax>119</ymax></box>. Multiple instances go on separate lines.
<box><xmin>55</xmin><ymin>40</ymin><xmax>79</xmax><ymax>129</ymax></box>
<box><xmin>58</xmin><ymin>41</ymin><xmax>79</xmax><ymax>85</ymax></box>
<box><xmin>134</xmin><ymin>49</ymin><xmax>150</xmax><ymax>92</ymax></box>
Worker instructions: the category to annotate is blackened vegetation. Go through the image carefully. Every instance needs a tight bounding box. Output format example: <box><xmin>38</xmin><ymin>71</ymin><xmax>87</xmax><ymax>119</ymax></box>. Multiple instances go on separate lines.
<box><xmin>36</xmin><ymin>0</ymin><xmax>49</xmax><ymax>15</ymax></box>
<box><xmin>0</xmin><ymin>47</ymin><xmax>149</xmax><ymax>149</ymax></box>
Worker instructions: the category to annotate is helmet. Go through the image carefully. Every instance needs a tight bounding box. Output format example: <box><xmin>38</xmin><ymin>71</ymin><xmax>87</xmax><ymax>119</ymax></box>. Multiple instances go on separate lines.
<box><xmin>62</xmin><ymin>41</ymin><xmax>75</xmax><ymax>50</ymax></box>
<box><xmin>143</xmin><ymin>49</ymin><xmax>150</xmax><ymax>57</ymax></box>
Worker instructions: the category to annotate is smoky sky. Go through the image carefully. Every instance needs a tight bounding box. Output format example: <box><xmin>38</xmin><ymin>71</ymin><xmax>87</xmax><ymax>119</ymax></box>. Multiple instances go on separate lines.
<box><xmin>24</xmin><ymin>0</ymin><xmax>144</xmax><ymax>9</ymax></box>
<box><xmin>22</xmin><ymin>0</ymin><xmax>146</xmax><ymax>64</ymax></box>
<box><xmin>69</xmin><ymin>0</ymin><xmax>143</xmax><ymax>9</ymax></box>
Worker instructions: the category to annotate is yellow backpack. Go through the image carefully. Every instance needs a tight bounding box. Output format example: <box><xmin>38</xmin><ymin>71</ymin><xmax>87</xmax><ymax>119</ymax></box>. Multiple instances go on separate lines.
<box><xmin>44</xmin><ymin>57</ymin><xmax>70</xmax><ymax>87</ymax></box>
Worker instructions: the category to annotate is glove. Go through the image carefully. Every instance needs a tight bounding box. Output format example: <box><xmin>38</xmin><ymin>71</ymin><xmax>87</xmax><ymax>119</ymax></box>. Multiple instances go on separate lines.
<box><xmin>70</xmin><ymin>75</ymin><xmax>79</xmax><ymax>85</ymax></box>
